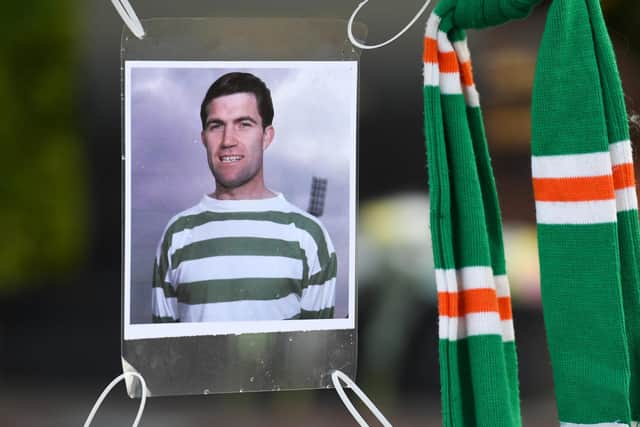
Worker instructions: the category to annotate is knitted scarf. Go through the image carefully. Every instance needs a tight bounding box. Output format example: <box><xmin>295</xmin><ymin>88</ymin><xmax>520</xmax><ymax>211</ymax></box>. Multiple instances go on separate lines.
<box><xmin>423</xmin><ymin>0</ymin><xmax>640</xmax><ymax>426</ymax></box>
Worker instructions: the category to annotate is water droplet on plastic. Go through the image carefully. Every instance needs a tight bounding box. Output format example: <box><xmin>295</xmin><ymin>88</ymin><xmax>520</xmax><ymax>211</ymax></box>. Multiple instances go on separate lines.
<box><xmin>249</xmin><ymin>376</ymin><xmax>255</xmax><ymax>382</ymax></box>
<box><xmin>203</xmin><ymin>389</ymin><xmax>210</xmax><ymax>395</ymax></box>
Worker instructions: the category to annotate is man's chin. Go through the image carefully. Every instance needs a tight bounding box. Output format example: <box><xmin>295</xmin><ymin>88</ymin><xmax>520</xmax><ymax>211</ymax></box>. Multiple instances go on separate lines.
<box><xmin>211</xmin><ymin>168</ymin><xmax>261</xmax><ymax>194</ymax></box>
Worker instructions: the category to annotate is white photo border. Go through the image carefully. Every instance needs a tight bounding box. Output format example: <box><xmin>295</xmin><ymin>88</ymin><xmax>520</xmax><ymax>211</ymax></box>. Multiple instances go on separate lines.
<box><xmin>123</xmin><ymin>60</ymin><xmax>357</xmax><ymax>340</ymax></box>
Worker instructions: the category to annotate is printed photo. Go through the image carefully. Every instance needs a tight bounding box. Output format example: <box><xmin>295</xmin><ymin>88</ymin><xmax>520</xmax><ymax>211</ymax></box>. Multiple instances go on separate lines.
<box><xmin>123</xmin><ymin>61</ymin><xmax>357</xmax><ymax>339</ymax></box>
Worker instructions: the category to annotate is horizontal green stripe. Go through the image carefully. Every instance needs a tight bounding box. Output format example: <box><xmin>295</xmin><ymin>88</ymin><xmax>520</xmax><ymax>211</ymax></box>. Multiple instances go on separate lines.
<box><xmin>154</xmin><ymin>254</ymin><xmax>172</xmax><ymax>297</ymax></box>
<box><xmin>163</xmin><ymin>210</ymin><xmax>330</xmax><ymax>266</ymax></box>
<box><xmin>171</xmin><ymin>237</ymin><xmax>304</xmax><ymax>267</ymax></box>
<box><xmin>152</xmin><ymin>260</ymin><xmax>164</xmax><ymax>286</ymax></box>
<box><xmin>308</xmin><ymin>252</ymin><xmax>337</xmax><ymax>287</ymax></box>
<box><xmin>176</xmin><ymin>277</ymin><xmax>301</xmax><ymax>304</ymax></box>
<box><xmin>153</xmin><ymin>281</ymin><xmax>177</xmax><ymax>298</ymax></box>
<box><xmin>301</xmin><ymin>307</ymin><xmax>334</xmax><ymax>319</ymax></box>
<box><xmin>152</xmin><ymin>260</ymin><xmax>177</xmax><ymax>297</ymax></box>
<box><xmin>537</xmin><ymin>222</ymin><xmax>631</xmax><ymax>422</ymax></box>
<box><xmin>152</xmin><ymin>315</ymin><xmax>178</xmax><ymax>323</ymax></box>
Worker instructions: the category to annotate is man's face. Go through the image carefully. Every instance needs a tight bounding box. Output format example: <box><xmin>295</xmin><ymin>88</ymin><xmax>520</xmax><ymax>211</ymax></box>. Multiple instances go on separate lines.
<box><xmin>201</xmin><ymin>92</ymin><xmax>274</xmax><ymax>196</ymax></box>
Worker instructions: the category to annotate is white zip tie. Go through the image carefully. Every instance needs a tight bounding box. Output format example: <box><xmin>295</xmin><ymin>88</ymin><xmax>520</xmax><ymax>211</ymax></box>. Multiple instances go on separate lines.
<box><xmin>347</xmin><ymin>0</ymin><xmax>431</xmax><ymax>50</ymax></box>
<box><xmin>331</xmin><ymin>370</ymin><xmax>393</xmax><ymax>427</ymax></box>
<box><xmin>110</xmin><ymin>0</ymin><xmax>146</xmax><ymax>39</ymax></box>
<box><xmin>83</xmin><ymin>372</ymin><xmax>148</xmax><ymax>427</ymax></box>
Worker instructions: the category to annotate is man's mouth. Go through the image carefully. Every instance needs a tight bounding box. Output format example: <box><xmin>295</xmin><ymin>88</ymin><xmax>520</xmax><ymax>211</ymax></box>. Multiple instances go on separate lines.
<box><xmin>219</xmin><ymin>155</ymin><xmax>243</xmax><ymax>163</ymax></box>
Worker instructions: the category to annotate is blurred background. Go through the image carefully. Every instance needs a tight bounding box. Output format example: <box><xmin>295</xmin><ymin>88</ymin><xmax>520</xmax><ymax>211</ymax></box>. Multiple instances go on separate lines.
<box><xmin>1</xmin><ymin>0</ymin><xmax>639</xmax><ymax>425</ymax></box>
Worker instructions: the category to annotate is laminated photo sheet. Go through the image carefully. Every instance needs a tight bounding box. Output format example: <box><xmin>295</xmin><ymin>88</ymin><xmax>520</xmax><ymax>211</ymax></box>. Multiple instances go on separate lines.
<box><xmin>120</xmin><ymin>18</ymin><xmax>363</xmax><ymax>397</ymax></box>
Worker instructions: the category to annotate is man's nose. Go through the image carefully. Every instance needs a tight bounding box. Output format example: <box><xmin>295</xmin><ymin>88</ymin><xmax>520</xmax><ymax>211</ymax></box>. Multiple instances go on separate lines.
<box><xmin>221</xmin><ymin>128</ymin><xmax>237</xmax><ymax>147</ymax></box>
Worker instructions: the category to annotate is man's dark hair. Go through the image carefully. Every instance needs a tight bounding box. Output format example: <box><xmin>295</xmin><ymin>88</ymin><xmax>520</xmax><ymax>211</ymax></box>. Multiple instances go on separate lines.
<box><xmin>200</xmin><ymin>72</ymin><xmax>274</xmax><ymax>129</ymax></box>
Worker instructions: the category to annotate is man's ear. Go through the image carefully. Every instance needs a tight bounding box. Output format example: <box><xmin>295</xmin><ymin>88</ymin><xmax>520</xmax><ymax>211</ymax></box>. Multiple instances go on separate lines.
<box><xmin>200</xmin><ymin>130</ymin><xmax>207</xmax><ymax>147</ymax></box>
<box><xmin>262</xmin><ymin>126</ymin><xmax>275</xmax><ymax>151</ymax></box>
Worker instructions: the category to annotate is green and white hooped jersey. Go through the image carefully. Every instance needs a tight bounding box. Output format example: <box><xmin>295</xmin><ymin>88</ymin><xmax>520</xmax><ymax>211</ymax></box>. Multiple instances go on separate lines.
<box><xmin>152</xmin><ymin>193</ymin><xmax>337</xmax><ymax>322</ymax></box>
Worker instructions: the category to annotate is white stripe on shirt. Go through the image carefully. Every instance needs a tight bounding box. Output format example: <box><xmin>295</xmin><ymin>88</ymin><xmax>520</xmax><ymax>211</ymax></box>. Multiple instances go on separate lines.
<box><xmin>169</xmin><ymin>255</ymin><xmax>304</xmax><ymax>284</ymax></box>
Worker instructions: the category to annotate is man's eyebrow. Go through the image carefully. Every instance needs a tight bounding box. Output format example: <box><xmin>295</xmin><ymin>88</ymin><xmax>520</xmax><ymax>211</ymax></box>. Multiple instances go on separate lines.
<box><xmin>234</xmin><ymin>116</ymin><xmax>258</xmax><ymax>124</ymax></box>
<box><xmin>205</xmin><ymin>118</ymin><xmax>223</xmax><ymax>127</ymax></box>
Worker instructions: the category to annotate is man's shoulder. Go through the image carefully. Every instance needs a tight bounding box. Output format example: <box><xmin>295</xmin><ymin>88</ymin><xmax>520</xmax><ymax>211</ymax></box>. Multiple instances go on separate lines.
<box><xmin>161</xmin><ymin>201</ymin><xmax>208</xmax><ymax>237</ymax></box>
<box><xmin>276</xmin><ymin>197</ymin><xmax>327</xmax><ymax>227</ymax></box>
<box><xmin>275</xmin><ymin>197</ymin><xmax>334</xmax><ymax>248</ymax></box>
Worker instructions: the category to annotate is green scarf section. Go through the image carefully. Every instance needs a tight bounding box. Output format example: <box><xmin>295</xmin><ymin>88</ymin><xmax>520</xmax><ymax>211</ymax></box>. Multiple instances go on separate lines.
<box><xmin>423</xmin><ymin>14</ymin><xmax>521</xmax><ymax>426</ymax></box>
<box><xmin>423</xmin><ymin>0</ymin><xmax>640</xmax><ymax>425</ymax></box>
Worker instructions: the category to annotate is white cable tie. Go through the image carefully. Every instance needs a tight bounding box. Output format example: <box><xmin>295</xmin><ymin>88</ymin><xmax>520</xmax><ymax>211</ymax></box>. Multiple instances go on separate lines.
<box><xmin>110</xmin><ymin>0</ymin><xmax>146</xmax><ymax>40</ymax></box>
<box><xmin>331</xmin><ymin>370</ymin><xmax>392</xmax><ymax>427</ymax></box>
<box><xmin>347</xmin><ymin>0</ymin><xmax>432</xmax><ymax>50</ymax></box>
<box><xmin>83</xmin><ymin>372</ymin><xmax>148</xmax><ymax>427</ymax></box>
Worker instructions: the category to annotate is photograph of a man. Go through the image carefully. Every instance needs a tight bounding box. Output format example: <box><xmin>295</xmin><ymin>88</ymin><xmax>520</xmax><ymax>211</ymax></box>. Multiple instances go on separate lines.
<box><xmin>151</xmin><ymin>72</ymin><xmax>337</xmax><ymax>323</ymax></box>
